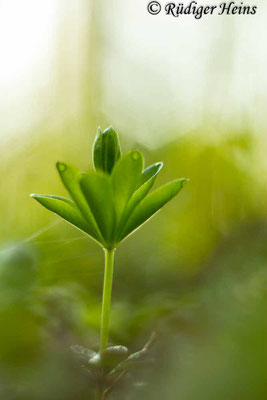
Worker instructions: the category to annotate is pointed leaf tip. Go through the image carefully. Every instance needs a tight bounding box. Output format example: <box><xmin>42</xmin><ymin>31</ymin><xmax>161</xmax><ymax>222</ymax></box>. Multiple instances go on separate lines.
<box><xmin>181</xmin><ymin>178</ymin><xmax>189</xmax><ymax>187</ymax></box>
<box><xmin>93</xmin><ymin>126</ymin><xmax>121</xmax><ymax>174</ymax></box>
<box><xmin>56</xmin><ymin>161</ymin><xmax>67</xmax><ymax>172</ymax></box>
<box><xmin>30</xmin><ymin>194</ymin><xmax>103</xmax><ymax>245</ymax></box>
<box><xmin>120</xmin><ymin>178</ymin><xmax>188</xmax><ymax>241</ymax></box>
<box><xmin>114</xmin><ymin>160</ymin><xmax>163</xmax><ymax>241</ymax></box>
<box><xmin>140</xmin><ymin>162</ymin><xmax>163</xmax><ymax>186</ymax></box>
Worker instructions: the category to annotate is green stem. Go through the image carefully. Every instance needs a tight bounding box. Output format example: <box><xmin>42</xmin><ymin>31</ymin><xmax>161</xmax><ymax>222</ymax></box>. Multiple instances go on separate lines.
<box><xmin>96</xmin><ymin>382</ymin><xmax>105</xmax><ymax>400</ymax></box>
<box><xmin>100</xmin><ymin>248</ymin><xmax>115</xmax><ymax>355</ymax></box>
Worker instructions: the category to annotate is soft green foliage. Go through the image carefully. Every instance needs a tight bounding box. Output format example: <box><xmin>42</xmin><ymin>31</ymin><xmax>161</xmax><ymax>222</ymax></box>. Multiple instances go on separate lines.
<box><xmin>71</xmin><ymin>344</ymin><xmax>129</xmax><ymax>372</ymax></box>
<box><xmin>31</xmin><ymin>127</ymin><xmax>187</xmax><ymax>250</ymax></box>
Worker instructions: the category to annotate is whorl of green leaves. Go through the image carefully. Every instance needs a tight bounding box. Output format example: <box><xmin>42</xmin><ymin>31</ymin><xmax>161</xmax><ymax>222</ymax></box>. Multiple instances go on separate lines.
<box><xmin>31</xmin><ymin>127</ymin><xmax>188</xmax><ymax>249</ymax></box>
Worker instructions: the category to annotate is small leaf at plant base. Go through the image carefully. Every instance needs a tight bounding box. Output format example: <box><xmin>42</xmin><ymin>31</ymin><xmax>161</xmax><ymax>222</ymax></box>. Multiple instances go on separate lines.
<box><xmin>111</xmin><ymin>150</ymin><xmax>144</xmax><ymax>221</ymax></box>
<box><xmin>93</xmin><ymin>126</ymin><xmax>121</xmax><ymax>174</ymax></box>
<box><xmin>109</xmin><ymin>348</ymin><xmax>152</xmax><ymax>376</ymax></box>
<box><xmin>56</xmin><ymin>162</ymin><xmax>103</xmax><ymax>243</ymax></box>
<box><xmin>89</xmin><ymin>353</ymin><xmax>101</xmax><ymax>368</ymax></box>
<box><xmin>101</xmin><ymin>345</ymin><xmax>129</xmax><ymax>369</ymax></box>
<box><xmin>120</xmin><ymin>178</ymin><xmax>188</xmax><ymax>241</ymax></box>
<box><xmin>80</xmin><ymin>173</ymin><xmax>115</xmax><ymax>245</ymax></box>
<box><xmin>71</xmin><ymin>345</ymin><xmax>97</xmax><ymax>364</ymax></box>
<box><xmin>30</xmin><ymin>194</ymin><xmax>102</xmax><ymax>244</ymax></box>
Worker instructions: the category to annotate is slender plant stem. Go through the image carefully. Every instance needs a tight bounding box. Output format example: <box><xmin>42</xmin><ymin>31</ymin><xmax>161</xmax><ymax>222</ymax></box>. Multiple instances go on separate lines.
<box><xmin>100</xmin><ymin>248</ymin><xmax>115</xmax><ymax>355</ymax></box>
<box><xmin>96</xmin><ymin>382</ymin><xmax>105</xmax><ymax>400</ymax></box>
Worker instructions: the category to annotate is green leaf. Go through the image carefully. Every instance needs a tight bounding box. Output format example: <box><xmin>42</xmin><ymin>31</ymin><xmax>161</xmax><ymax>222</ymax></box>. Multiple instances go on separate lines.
<box><xmin>80</xmin><ymin>173</ymin><xmax>115</xmax><ymax>245</ymax></box>
<box><xmin>114</xmin><ymin>162</ymin><xmax>163</xmax><ymax>241</ymax></box>
<box><xmin>140</xmin><ymin>162</ymin><xmax>163</xmax><ymax>187</ymax></box>
<box><xmin>109</xmin><ymin>348</ymin><xmax>150</xmax><ymax>375</ymax></box>
<box><xmin>30</xmin><ymin>194</ymin><xmax>101</xmax><ymax>244</ymax></box>
<box><xmin>111</xmin><ymin>151</ymin><xmax>144</xmax><ymax>223</ymax></box>
<box><xmin>70</xmin><ymin>345</ymin><xmax>97</xmax><ymax>364</ymax></box>
<box><xmin>56</xmin><ymin>162</ymin><xmax>103</xmax><ymax>243</ymax></box>
<box><xmin>120</xmin><ymin>178</ymin><xmax>188</xmax><ymax>241</ymax></box>
<box><xmin>93</xmin><ymin>127</ymin><xmax>121</xmax><ymax>174</ymax></box>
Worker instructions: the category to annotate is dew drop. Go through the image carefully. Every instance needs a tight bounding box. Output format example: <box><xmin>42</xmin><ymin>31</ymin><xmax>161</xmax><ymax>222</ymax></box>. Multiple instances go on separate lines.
<box><xmin>57</xmin><ymin>162</ymin><xmax>66</xmax><ymax>172</ymax></box>
<box><xmin>132</xmin><ymin>151</ymin><xmax>140</xmax><ymax>161</ymax></box>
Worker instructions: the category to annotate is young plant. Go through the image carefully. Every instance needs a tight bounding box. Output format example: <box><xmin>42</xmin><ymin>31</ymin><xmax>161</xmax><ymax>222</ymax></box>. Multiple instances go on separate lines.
<box><xmin>31</xmin><ymin>126</ymin><xmax>188</xmax><ymax>397</ymax></box>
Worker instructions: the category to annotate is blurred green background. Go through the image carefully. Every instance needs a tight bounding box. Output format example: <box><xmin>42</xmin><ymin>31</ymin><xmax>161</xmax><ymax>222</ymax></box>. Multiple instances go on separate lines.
<box><xmin>0</xmin><ymin>1</ymin><xmax>266</xmax><ymax>399</ymax></box>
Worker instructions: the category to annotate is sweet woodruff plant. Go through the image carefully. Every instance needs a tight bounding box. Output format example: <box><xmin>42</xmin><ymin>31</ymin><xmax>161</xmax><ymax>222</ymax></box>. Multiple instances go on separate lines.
<box><xmin>31</xmin><ymin>127</ymin><xmax>187</xmax><ymax>394</ymax></box>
